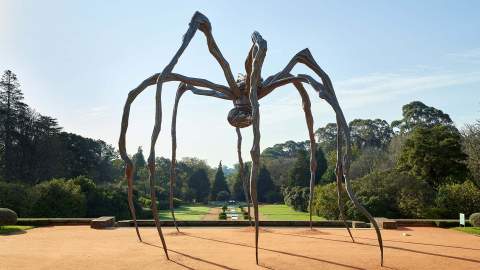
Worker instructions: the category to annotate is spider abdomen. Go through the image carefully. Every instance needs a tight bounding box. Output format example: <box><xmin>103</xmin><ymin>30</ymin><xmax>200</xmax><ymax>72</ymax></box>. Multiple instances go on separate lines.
<box><xmin>228</xmin><ymin>105</ymin><xmax>252</xmax><ymax>128</ymax></box>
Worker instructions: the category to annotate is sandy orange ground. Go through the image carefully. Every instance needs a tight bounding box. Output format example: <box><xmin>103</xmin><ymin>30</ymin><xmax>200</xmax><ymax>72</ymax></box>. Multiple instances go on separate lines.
<box><xmin>1</xmin><ymin>226</ymin><xmax>479</xmax><ymax>270</ymax></box>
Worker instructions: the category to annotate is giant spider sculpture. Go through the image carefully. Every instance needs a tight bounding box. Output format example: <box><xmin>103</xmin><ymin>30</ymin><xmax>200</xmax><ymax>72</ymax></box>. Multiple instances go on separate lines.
<box><xmin>119</xmin><ymin>11</ymin><xmax>384</xmax><ymax>266</ymax></box>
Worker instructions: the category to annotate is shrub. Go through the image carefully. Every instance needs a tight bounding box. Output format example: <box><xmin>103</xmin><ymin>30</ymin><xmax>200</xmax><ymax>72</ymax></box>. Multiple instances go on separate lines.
<box><xmin>312</xmin><ymin>182</ymin><xmax>348</xmax><ymax>220</ymax></box>
<box><xmin>0</xmin><ymin>182</ymin><xmax>31</xmax><ymax>217</ymax></box>
<box><xmin>313</xmin><ymin>170</ymin><xmax>434</xmax><ymax>221</ymax></box>
<box><xmin>218</xmin><ymin>212</ymin><xmax>227</xmax><ymax>220</ymax></box>
<box><xmin>139</xmin><ymin>196</ymin><xmax>152</xmax><ymax>208</ymax></box>
<box><xmin>86</xmin><ymin>186</ymin><xmax>144</xmax><ymax>220</ymax></box>
<box><xmin>222</xmin><ymin>204</ymin><xmax>228</xmax><ymax>213</ymax></box>
<box><xmin>436</xmin><ymin>181</ymin><xmax>480</xmax><ymax>218</ymax></box>
<box><xmin>470</xmin><ymin>213</ymin><xmax>480</xmax><ymax>227</ymax></box>
<box><xmin>29</xmin><ymin>178</ymin><xmax>86</xmax><ymax>218</ymax></box>
<box><xmin>217</xmin><ymin>191</ymin><xmax>230</xmax><ymax>201</ymax></box>
<box><xmin>0</xmin><ymin>208</ymin><xmax>18</xmax><ymax>226</ymax></box>
<box><xmin>283</xmin><ymin>186</ymin><xmax>309</xmax><ymax>212</ymax></box>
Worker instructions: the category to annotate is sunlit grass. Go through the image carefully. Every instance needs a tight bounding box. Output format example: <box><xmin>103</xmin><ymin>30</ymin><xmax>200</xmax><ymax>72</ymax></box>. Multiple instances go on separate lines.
<box><xmin>452</xmin><ymin>227</ymin><xmax>480</xmax><ymax>236</ymax></box>
<box><xmin>158</xmin><ymin>205</ymin><xmax>212</xmax><ymax>221</ymax></box>
<box><xmin>259</xmin><ymin>204</ymin><xmax>325</xmax><ymax>221</ymax></box>
<box><xmin>0</xmin><ymin>225</ymin><xmax>34</xmax><ymax>235</ymax></box>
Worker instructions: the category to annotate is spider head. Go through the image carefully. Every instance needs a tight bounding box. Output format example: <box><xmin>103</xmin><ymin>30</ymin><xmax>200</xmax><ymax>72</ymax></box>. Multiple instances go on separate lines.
<box><xmin>228</xmin><ymin>105</ymin><xmax>252</xmax><ymax>128</ymax></box>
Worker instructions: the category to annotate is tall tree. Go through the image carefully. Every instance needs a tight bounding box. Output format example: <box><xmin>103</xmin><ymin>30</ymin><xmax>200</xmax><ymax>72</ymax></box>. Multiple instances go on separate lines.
<box><xmin>187</xmin><ymin>168</ymin><xmax>210</xmax><ymax>203</ymax></box>
<box><xmin>462</xmin><ymin>120</ymin><xmax>480</xmax><ymax>186</ymax></box>
<box><xmin>391</xmin><ymin>101</ymin><xmax>455</xmax><ymax>133</ymax></box>
<box><xmin>287</xmin><ymin>148</ymin><xmax>310</xmax><ymax>187</ymax></box>
<box><xmin>257</xmin><ymin>166</ymin><xmax>276</xmax><ymax>202</ymax></box>
<box><xmin>397</xmin><ymin>125</ymin><xmax>468</xmax><ymax>188</ymax></box>
<box><xmin>132</xmin><ymin>147</ymin><xmax>146</xmax><ymax>181</ymax></box>
<box><xmin>0</xmin><ymin>70</ymin><xmax>27</xmax><ymax>181</ymax></box>
<box><xmin>210</xmin><ymin>161</ymin><xmax>229</xmax><ymax>200</ymax></box>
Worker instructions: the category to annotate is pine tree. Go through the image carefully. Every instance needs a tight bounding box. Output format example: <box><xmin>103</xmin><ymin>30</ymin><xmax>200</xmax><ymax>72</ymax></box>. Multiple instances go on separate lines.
<box><xmin>210</xmin><ymin>161</ymin><xmax>229</xmax><ymax>201</ymax></box>
<box><xmin>0</xmin><ymin>70</ymin><xmax>27</xmax><ymax>181</ymax></box>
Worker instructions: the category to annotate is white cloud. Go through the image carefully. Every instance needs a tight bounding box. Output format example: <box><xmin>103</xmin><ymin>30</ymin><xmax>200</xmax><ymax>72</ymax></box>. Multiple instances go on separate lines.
<box><xmin>447</xmin><ymin>47</ymin><xmax>480</xmax><ymax>63</ymax></box>
<box><xmin>335</xmin><ymin>70</ymin><xmax>480</xmax><ymax>109</ymax></box>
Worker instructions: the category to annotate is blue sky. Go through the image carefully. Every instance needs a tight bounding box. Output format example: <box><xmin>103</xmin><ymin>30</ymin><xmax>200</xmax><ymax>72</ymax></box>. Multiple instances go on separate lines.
<box><xmin>1</xmin><ymin>0</ymin><xmax>479</xmax><ymax>166</ymax></box>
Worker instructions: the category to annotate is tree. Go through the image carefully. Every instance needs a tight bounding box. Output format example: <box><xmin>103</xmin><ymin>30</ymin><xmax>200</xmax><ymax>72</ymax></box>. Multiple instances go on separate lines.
<box><xmin>462</xmin><ymin>121</ymin><xmax>480</xmax><ymax>186</ymax></box>
<box><xmin>132</xmin><ymin>147</ymin><xmax>146</xmax><ymax>181</ymax></box>
<box><xmin>349</xmin><ymin>147</ymin><xmax>392</xmax><ymax>179</ymax></box>
<box><xmin>187</xmin><ymin>169</ymin><xmax>210</xmax><ymax>203</ymax></box>
<box><xmin>391</xmin><ymin>101</ymin><xmax>455</xmax><ymax>133</ymax></box>
<box><xmin>397</xmin><ymin>125</ymin><xmax>468</xmax><ymax>188</ymax></box>
<box><xmin>315</xmin><ymin>123</ymin><xmax>337</xmax><ymax>152</ymax></box>
<box><xmin>262</xmin><ymin>140</ymin><xmax>308</xmax><ymax>159</ymax></box>
<box><xmin>315</xmin><ymin>146</ymin><xmax>328</xmax><ymax>183</ymax></box>
<box><xmin>349</xmin><ymin>119</ymin><xmax>393</xmax><ymax>149</ymax></box>
<box><xmin>257</xmin><ymin>166</ymin><xmax>277</xmax><ymax>202</ymax></box>
<box><xmin>287</xmin><ymin>149</ymin><xmax>310</xmax><ymax>187</ymax></box>
<box><xmin>0</xmin><ymin>70</ymin><xmax>27</xmax><ymax>181</ymax></box>
<box><xmin>210</xmin><ymin>161</ymin><xmax>229</xmax><ymax>200</ymax></box>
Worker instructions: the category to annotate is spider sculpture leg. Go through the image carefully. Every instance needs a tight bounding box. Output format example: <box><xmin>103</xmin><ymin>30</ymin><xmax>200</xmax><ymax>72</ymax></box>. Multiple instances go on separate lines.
<box><xmin>149</xmin><ymin>11</ymin><xmax>238</xmax><ymax>234</ymax></box>
<box><xmin>169</xmin><ymin>84</ymin><xmax>189</xmax><ymax>232</ymax></box>
<box><xmin>260</xmin><ymin>68</ymin><xmax>383</xmax><ymax>265</ymax></box>
<box><xmin>247</xmin><ymin>31</ymin><xmax>267</xmax><ymax>265</ymax></box>
<box><xmin>260</xmin><ymin>74</ymin><xmax>355</xmax><ymax>239</ymax></box>
<box><xmin>236</xmin><ymin>128</ymin><xmax>253</xmax><ymax>225</ymax></box>
<box><xmin>292</xmin><ymin>82</ymin><xmax>318</xmax><ymax>230</ymax></box>
<box><xmin>119</xmin><ymin>73</ymin><xmax>232</xmax><ymax>253</ymax></box>
<box><xmin>145</xmin><ymin>11</ymin><xmax>240</xmax><ymax>255</ymax></box>
<box><xmin>335</xmin><ymin>122</ymin><xmax>355</xmax><ymax>242</ymax></box>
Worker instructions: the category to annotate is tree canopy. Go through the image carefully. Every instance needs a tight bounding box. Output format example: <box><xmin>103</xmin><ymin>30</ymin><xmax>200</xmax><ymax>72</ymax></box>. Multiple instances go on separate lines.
<box><xmin>391</xmin><ymin>101</ymin><xmax>455</xmax><ymax>133</ymax></box>
<box><xmin>397</xmin><ymin>125</ymin><xmax>468</xmax><ymax>188</ymax></box>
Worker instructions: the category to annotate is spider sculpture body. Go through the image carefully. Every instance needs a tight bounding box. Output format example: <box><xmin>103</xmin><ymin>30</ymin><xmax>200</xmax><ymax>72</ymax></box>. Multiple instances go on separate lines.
<box><xmin>119</xmin><ymin>11</ymin><xmax>384</xmax><ymax>266</ymax></box>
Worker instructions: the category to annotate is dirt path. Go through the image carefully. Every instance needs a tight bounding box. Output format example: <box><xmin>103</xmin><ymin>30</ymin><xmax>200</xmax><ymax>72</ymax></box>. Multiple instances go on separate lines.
<box><xmin>1</xmin><ymin>226</ymin><xmax>480</xmax><ymax>269</ymax></box>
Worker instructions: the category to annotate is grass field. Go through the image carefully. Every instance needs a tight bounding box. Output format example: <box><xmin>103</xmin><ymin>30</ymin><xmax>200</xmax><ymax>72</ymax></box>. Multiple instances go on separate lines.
<box><xmin>0</xmin><ymin>225</ymin><xmax>34</xmax><ymax>235</ymax></box>
<box><xmin>259</xmin><ymin>204</ymin><xmax>325</xmax><ymax>221</ymax></box>
<box><xmin>453</xmin><ymin>226</ymin><xmax>480</xmax><ymax>236</ymax></box>
<box><xmin>158</xmin><ymin>205</ymin><xmax>212</xmax><ymax>220</ymax></box>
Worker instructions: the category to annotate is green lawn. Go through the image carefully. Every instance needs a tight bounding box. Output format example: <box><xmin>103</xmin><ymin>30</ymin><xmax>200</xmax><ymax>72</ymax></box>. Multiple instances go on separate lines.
<box><xmin>158</xmin><ymin>205</ymin><xmax>212</xmax><ymax>221</ymax></box>
<box><xmin>453</xmin><ymin>227</ymin><xmax>480</xmax><ymax>236</ymax></box>
<box><xmin>259</xmin><ymin>204</ymin><xmax>325</xmax><ymax>221</ymax></box>
<box><xmin>0</xmin><ymin>225</ymin><xmax>34</xmax><ymax>235</ymax></box>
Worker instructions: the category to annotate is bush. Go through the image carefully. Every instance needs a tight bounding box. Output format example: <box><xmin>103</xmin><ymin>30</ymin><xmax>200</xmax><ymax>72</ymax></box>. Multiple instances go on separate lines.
<box><xmin>86</xmin><ymin>186</ymin><xmax>144</xmax><ymax>220</ymax></box>
<box><xmin>0</xmin><ymin>208</ymin><xmax>18</xmax><ymax>226</ymax></box>
<box><xmin>436</xmin><ymin>181</ymin><xmax>480</xmax><ymax>218</ymax></box>
<box><xmin>312</xmin><ymin>182</ymin><xmax>348</xmax><ymax>220</ymax></box>
<box><xmin>217</xmin><ymin>191</ymin><xmax>230</xmax><ymax>201</ymax></box>
<box><xmin>470</xmin><ymin>213</ymin><xmax>480</xmax><ymax>227</ymax></box>
<box><xmin>29</xmin><ymin>178</ymin><xmax>86</xmax><ymax>218</ymax></box>
<box><xmin>313</xmin><ymin>170</ymin><xmax>434</xmax><ymax>221</ymax></box>
<box><xmin>222</xmin><ymin>204</ymin><xmax>228</xmax><ymax>212</ymax></box>
<box><xmin>218</xmin><ymin>212</ymin><xmax>227</xmax><ymax>220</ymax></box>
<box><xmin>0</xmin><ymin>182</ymin><xmax>31</xmax><ymax>217</ymax></box>
<box><xmin>283</xmin><ymin>186</ymin><xmax>310</xmax><ymax>212</ymax></box>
